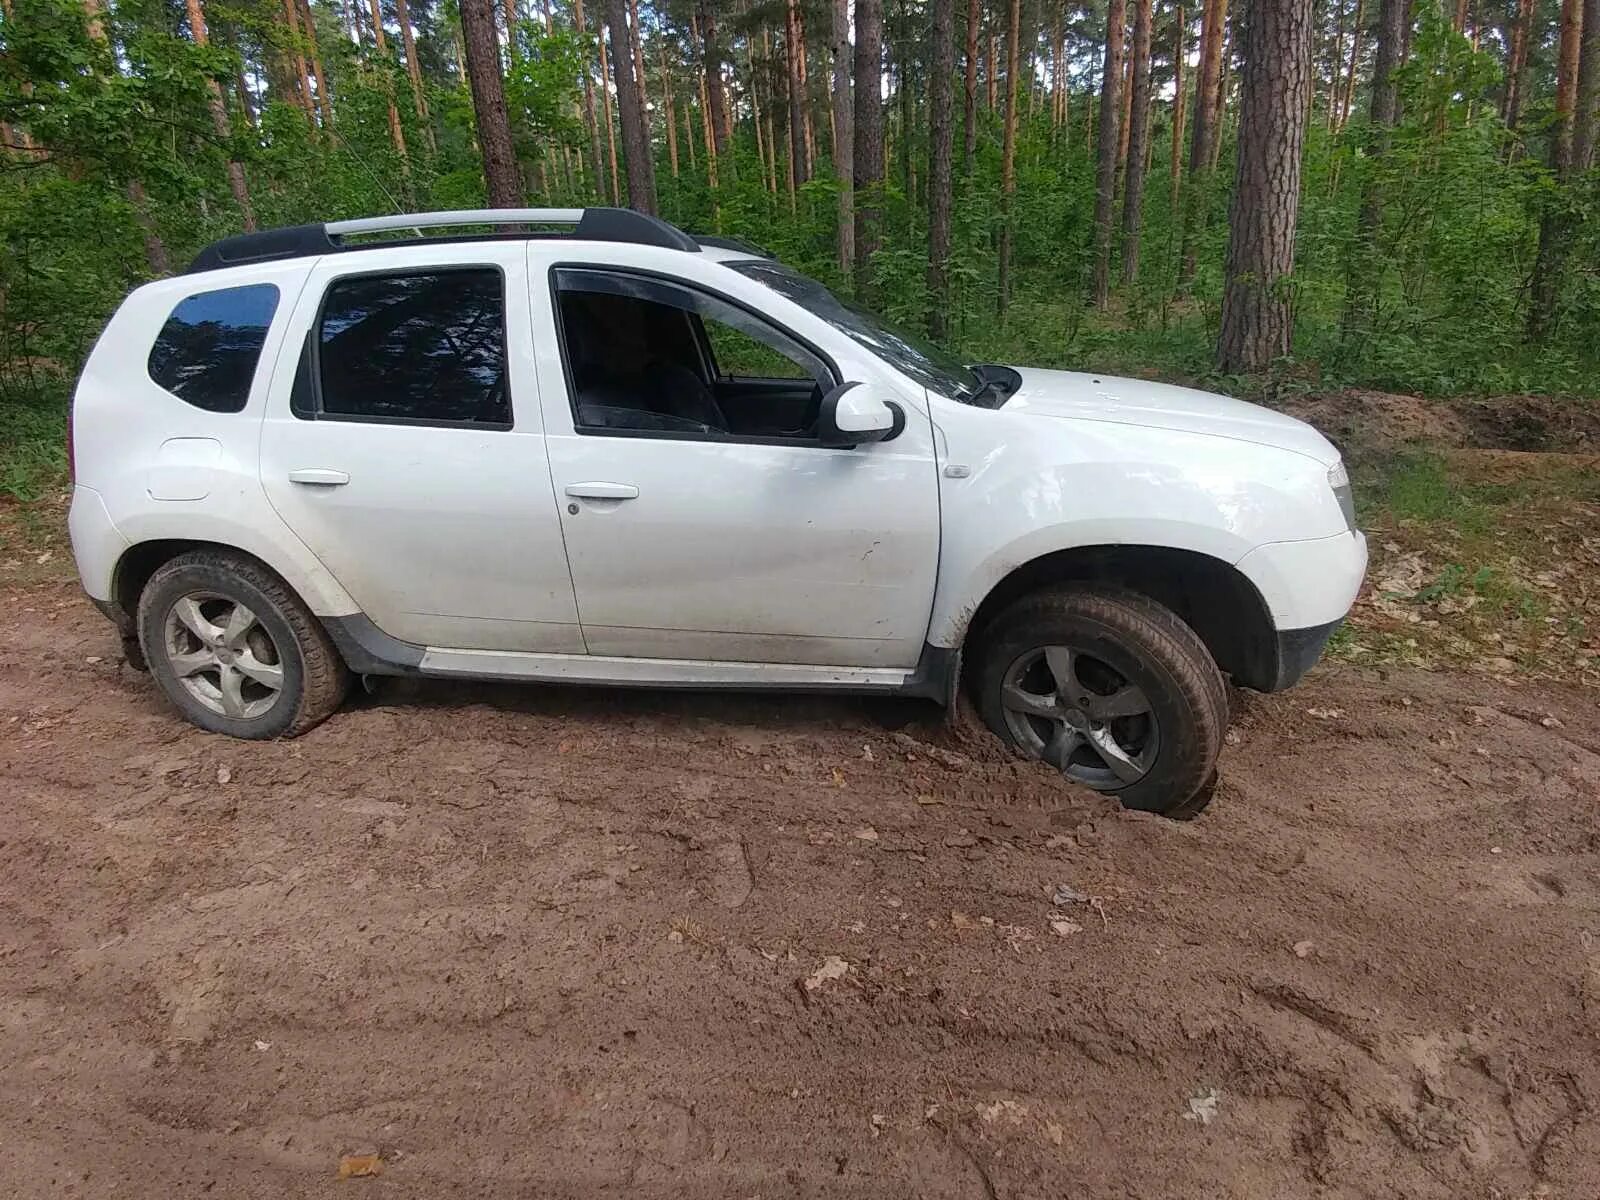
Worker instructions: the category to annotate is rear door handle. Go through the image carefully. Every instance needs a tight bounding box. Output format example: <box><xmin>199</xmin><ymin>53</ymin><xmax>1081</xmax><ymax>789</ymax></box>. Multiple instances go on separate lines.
<box><xmin>564</xmin><ymin>482</ymin><xmax>639</xmax><ymax>500</ymax></box>
<box><xmin>288</xmin><ymin>468</ymin><xmax>351</xmax><ymax>486</ymax></box>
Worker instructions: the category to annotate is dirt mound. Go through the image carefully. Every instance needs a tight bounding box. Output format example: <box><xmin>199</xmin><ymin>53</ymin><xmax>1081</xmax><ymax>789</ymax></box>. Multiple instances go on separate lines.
<box><xmin>2</xmin><ymin>583</ymin><xmax>1598</xmax><ymax>1198</ymax></box>
<box><xmin>1281</xmin><ymin>389</ymin><xmax>1600</xmax><ymax>458</ymax></box>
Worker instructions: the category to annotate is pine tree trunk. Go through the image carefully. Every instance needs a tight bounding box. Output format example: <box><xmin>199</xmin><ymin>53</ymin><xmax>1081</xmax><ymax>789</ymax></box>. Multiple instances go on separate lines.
<box><xmin>798</xmin><ymin>7</ymin><xmax>816</xmax><ymax>168</ymax></box>
<box><xmin>629</xmin><ymin>0</ymin><xmax>649</xmax><ymax>138</ymax></box>
<box><xmin>987</xmin><ymin>25</ymin><xmax>998</xmax><ymax>109</ymax></box>
<box><xmin>84</xmin><ymin>5</ymin><xmax>170</xmax><ymax>270</ymax></box>
<box><xmin>299</xmin><ymin>0</ymin><xmax>331</xmax><ymax>127</ymax></box>
<box><xmin>690</xmin><ymin>12</ymin><xmax>719</xmax><ymax>189</ymax></box>
<box><xmin>280</xmin><ymin>0</ymin><xmax>315</xmax><ymax>118</ymax></box>
<box><xmin>394</xmin><ymin>0</ymin><xmax>435</xmax><ymax>151</ymax></box>
<box><xmin>1574</xmin><ymin>0</ymin><xmax>1599</xmax><ymax>172</ymax></box>
<box><xmin>997</xmin><ymin>0</ymin><xmax>1021</xmax><ymax>312</ymax></box>
<box><xmin>598</xmin><ymin>19</ymin><xmax>623</xmax><ymax>200</ymax></box>
<box><xmin>1217</xmin><ymin>0</ymin><xmax>1314</xmax><ymax>372</ymax></box>
<box><xmin>606</xmin><ymin>0</ymin><xmax>658</xmax><ymax>213</ymax></box>
<box><xmin>1342</xmin><ymin>0</ymin><xmax>1404</xmax><ymax>337</ymax></box>
<box><xmin>928</xmin><ymin>0</ymin><xmax>956</xmax><ymax>334</ymax></box>
<box><xmin>1178</xmin><ymin>0</ymin><xmax>1226</xmax><ymax>282</ymax></box>
<box><xmin>1121</xmin><ymin>0</ymin><xmax>1154</xmax><ymax>283</ymax></box>
<box><xmin>963</xmin><ymin>0</ymin><xmax>981</xmax><ymax>169</ymax></box>
<box><xmin>460</xmin><ymin>0</ymin><xmax>523</xmax><ymax>206</ymax></box>
<box><xmin>698</xmin><ymin>2</ymin><xmax>733</xmax><ymax>163</ymax></box>
<box><xmin>576</xmin><ymin>0</ymin><xmax>605</xmax><ymax>196</ymax></box>
<box><xmin>364</xmin><ymin>0</ymin><xmax>410</xmax><ymax>166</ymax></box>
<box><xmin>661</xmin><ymin>40</ymin><xmax>681</xmax><ymax>178</ymax></box>
<box><xmin>1526</xmin><ymin>0</ymin><xmax>1584</xmax><ymax>340</ymax></box>
<box><xmin>787</xmin><ymin>0</ymin><xmax>811</xmax><ymax>184</ymax></box>
<box><xmin>833</xmin><ymin>0</ymin><xmax>856</xmax><ymax>273</ymax></box>
<box><xmin>127</xmin><ymin>179</ymin><xmax>171</xmax><ymax>275</ymax></box>
<box><xmin>186</xmin><ymin>0</ymin><xmax>257</xmax><ymax>230</ymax></box>
<box><xmin>1170</xmin><ymin>1</ymin><xmax>1186</xmax><ymax>208</ymax></box>
<box><xmin>854</xmin><ymin>0</ymin><xmax>885</xmax><ymax>297</ymax></box>
<box><xmin>1337</xmin><ymin>0</ymin><xmax>1363</xmax><ymax>128</ymax></box>
<box><xmin>1118</xmin><ymin>43</ymin><xmax>1134</xmax><ymax>177</ymax></box>
<box><xmin>1090</xmin><ymin>0</ymin><xmax>1128</xmax><ymax>306</ymax></box>
<box><xmin>1209</xmin><ymin>12</ymin><xmax>1232</xmax><ymax>167</ymax></box>
<box><xmin>1503</xmin><ymin>0</ymin><xmax>1533</xmax><ymax>129</ymax></box>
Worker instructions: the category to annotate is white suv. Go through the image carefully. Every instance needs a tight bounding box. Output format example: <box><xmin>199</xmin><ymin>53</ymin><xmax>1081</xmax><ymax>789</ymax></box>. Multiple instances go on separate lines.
<box><xmin>69</xmin><ymin>208</ymin><xmax>1366</xmax><ymax>816</ymax></box>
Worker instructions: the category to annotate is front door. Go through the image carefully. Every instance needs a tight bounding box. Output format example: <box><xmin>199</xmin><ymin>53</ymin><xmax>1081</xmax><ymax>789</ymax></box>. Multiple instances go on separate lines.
<box><xmin>259</xmin><ymin>243</ymin><xmax>582</xmax><ymax>652</ymax></box>
<box><xmin>534</xmin><ymin>262</ymin><xmax>940</xmax><ymax>668</ymax></box>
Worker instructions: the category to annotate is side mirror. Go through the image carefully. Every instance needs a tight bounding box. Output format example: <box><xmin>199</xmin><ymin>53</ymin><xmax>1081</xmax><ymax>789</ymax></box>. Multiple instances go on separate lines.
<box><xmin>817</xmin><ymin>382</ymin><xmax>905</xmax><ymax>448</ymax></box>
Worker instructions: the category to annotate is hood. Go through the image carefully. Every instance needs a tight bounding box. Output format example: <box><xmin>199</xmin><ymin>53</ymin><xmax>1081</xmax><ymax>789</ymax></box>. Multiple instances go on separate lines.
<box><xmin>1002</xmin><ymin>367</ymin><xmax>1341</xmax><ymax>466</ymax></box>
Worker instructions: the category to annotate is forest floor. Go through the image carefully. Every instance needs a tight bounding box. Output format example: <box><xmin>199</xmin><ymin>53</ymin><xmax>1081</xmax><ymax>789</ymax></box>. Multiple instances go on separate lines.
<box><xmin>0</xmin><ymin>391</ymin><xmax>1597</xmax><ymax>1198</ymax></box>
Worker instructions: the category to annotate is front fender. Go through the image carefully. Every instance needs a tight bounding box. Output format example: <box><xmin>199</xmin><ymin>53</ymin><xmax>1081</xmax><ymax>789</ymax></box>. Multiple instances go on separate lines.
<box><xmin>927</xmin><ymin>415</ymin><xmax>1347</xmax><ymax>648</ymax></box>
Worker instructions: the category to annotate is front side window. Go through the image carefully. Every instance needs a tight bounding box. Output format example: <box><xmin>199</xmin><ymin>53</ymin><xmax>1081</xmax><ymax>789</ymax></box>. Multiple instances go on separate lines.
<box><xmin>313</xmin><ymin>269</ymin><xmax>510</xmax><ymax>426</ymax></box>
<box><xmin>553</xmin><ymin>267</ymin><xmax>833</xmax><ymax>440</ymax></box>
<box><xmin>727</xmin><ymin>259</ymin><xmax>982</xmax><ymax>402</ymax></box>
<box><xmin>147</xmin><ymin>283</ymin><xmax>280</xmax><ymax>413</ymax></box>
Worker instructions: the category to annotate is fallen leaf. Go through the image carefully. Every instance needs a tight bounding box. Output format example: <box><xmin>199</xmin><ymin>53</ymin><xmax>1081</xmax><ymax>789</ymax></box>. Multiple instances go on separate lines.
<box><xmin>853</xmin><ymin>827</ymin><xmax>879</xmax><ymax>842</ymax></box>
<box><xmin>977</xmin><ymin>1099</ymin><xmax>1027</xmax><ymax>1124</ymax></box>
<box><xmin>1049</xmin><ymin>918</ymin><xmax>1082</xmax><ymax>937</ymax></box>
<box><xmin>1293</xmin><ymin>940</ymin><xmax>1315</xmax><ymax>959</ymax></box>
<box><xmin>336</xmin><ymin>1154</ymin><xmax>384</xmax><ymax>1179</ymax></box>
<box><xmin>252</xmin><ymin>1039</ymin><xmax>271</xmax><ymax>1052</ymax></box>
<box><xmin>803</xmin><ymin>955</ymin><xmax>850</xmax><ymax>991</ymax></box>
<box><xmin>216</xmin><ymin>765</ymin><xmax>232</xmax><ymax>785</ymax></box>
<box><xmin>1183</xmin><ymin>1088</ymin><xmax>1220</xmax><ymax>1127</ymax></box>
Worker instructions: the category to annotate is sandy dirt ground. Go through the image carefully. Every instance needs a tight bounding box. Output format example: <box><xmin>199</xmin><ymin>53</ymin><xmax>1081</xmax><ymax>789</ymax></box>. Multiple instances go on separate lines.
<box><xmin>2</xmin><ymin>580</ymin><xmax>1598</xmax><ymax>1198</ymax></box>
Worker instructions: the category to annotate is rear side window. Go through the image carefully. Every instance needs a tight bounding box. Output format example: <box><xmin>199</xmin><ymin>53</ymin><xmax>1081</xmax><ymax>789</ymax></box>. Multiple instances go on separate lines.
<box><xmin>313</xmin><ymin>269</ymin><xmax>510</xmax><ymax>427</ymax></box>
<box><xmin>147</xmin><ymin>283</ymin><xmax>280</xmax><ymax>413</ymax></box>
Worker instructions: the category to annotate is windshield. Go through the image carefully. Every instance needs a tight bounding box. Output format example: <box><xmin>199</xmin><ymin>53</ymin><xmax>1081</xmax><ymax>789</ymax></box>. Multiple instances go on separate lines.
<box><xmin>728</xmin><ymin>259</ymin><xmax>983</xmax><ymax>401</ymax></box>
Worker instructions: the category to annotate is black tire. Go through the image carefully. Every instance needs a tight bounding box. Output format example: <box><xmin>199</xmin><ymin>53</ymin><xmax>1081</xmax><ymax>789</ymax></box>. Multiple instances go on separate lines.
<box><xmin>975</xmin><ymin>587</ymin><xmax>1227</xmax><ymax>816</ymax></box>
<box><xmin>136</xmin><ymin>549</ymin><xmax>350</xmax><ymax>739</ymax></box>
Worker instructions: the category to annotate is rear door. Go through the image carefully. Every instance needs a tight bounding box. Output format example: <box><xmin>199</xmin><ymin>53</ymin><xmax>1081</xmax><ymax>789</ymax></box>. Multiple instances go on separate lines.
<box><xmin>258</xmin><ymin>242</ymin><xmax>583</xmax><ymax>653</ymax></box>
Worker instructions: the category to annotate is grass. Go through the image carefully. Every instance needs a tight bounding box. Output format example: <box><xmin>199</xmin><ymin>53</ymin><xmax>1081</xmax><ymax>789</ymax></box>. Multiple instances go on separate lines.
<box><xmin>1336</xmin><ymin>449</ymin><xmax>1599</xmax><ymax>683</ymax></box>
<box><xmin>0</xmin><ymin>387</ymin><xmax>69</xmax><ymax>503</ymax></box>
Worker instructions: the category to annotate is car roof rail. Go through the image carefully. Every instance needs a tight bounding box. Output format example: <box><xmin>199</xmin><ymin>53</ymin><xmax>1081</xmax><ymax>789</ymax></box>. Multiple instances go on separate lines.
<box><xmin>185</xmin><ymin>207</ymin><xmax>701</xmax><ymax>274</ymax></box>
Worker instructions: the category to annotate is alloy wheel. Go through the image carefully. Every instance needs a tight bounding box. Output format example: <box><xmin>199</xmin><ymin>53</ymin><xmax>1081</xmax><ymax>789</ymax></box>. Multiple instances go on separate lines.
<box><xmin>999</xmin><ymin>644</ymin><xmax>1160</xmax><ymax>789</ymax></box>
<box><xmin>162</xmin><ymin>592</ymin><xmax>285</xmax><ymax>720</ymax></box>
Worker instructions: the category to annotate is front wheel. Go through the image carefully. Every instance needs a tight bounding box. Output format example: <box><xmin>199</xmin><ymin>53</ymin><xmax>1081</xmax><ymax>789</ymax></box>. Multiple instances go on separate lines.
<box><xmin>975</xmin><ymin>587</ymin><xmax>1228</xmax><ymax>817</ymax></box>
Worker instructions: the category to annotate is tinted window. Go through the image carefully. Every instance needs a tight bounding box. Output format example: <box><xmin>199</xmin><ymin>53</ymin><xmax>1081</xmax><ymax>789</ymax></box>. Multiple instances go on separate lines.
<box><xmin>315</xmin><ymin>270</ymin><xmax>510</xmax><ymax>426</ymax></box>
<box><xmin>554</xmin><ymin>267</ymin><xmax>832</xmax><ymax>439</ymax></box>
<box><xmin>729</xmin><ymin>259</ymin><xmax>982</xmax><ymax>401</ymax></box>
<box><xmin>147</xmin><ymin>283</ymin><xmax>280</xmax><ymax>413</ymax></box>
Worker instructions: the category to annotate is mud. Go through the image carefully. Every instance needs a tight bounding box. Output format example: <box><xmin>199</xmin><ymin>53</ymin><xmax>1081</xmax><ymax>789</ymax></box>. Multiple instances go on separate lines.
<box><xmin>2</xmin><ymin>582</ymin><xmax>1598</xmax><ymax>1198</ymax></box>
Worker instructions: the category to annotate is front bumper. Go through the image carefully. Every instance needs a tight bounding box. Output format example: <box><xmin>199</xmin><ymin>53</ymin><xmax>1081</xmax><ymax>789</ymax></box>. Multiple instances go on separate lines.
<box><xmin>1236</xmin><ymin>530</ymin><xmax>1367</xmax><ymax>631</ymax></box>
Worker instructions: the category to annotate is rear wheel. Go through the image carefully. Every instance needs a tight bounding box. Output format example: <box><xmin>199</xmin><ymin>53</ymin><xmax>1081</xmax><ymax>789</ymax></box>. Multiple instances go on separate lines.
<box><xmin>137</xmin><ymin>550</ymin><xmax>350</xmax><ymax>739</ymax></box>
<box><xmin>975</xmin><ymin>587</ymin><xmax>1227</xmax><ymax>816</ymax></box>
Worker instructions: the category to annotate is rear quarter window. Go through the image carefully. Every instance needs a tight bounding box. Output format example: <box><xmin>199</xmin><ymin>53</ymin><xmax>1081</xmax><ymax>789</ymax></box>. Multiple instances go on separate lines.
<box><xmin>147</xmin><ymin>283</ymin><xmax>280</xmax><ymax>413</ymax></box>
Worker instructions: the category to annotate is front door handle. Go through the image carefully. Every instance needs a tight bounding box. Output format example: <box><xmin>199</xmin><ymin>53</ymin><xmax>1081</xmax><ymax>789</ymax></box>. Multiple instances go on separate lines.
<box><xmin>287</xmin><ymin>468</ymin><xmax>351</xmax><ymax>486</ymax></box>
<box><xmin>564</xmin><ymin>482</ymin><xmax>639</xmax><ymax>500</ymax></box>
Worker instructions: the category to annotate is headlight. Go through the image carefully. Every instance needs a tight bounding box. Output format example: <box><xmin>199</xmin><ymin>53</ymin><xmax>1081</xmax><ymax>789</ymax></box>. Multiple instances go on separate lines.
<box><xmin>1328</xmin><ymin>462</ymin><xmax>1357</xmax><ymax>531</ymax></box>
